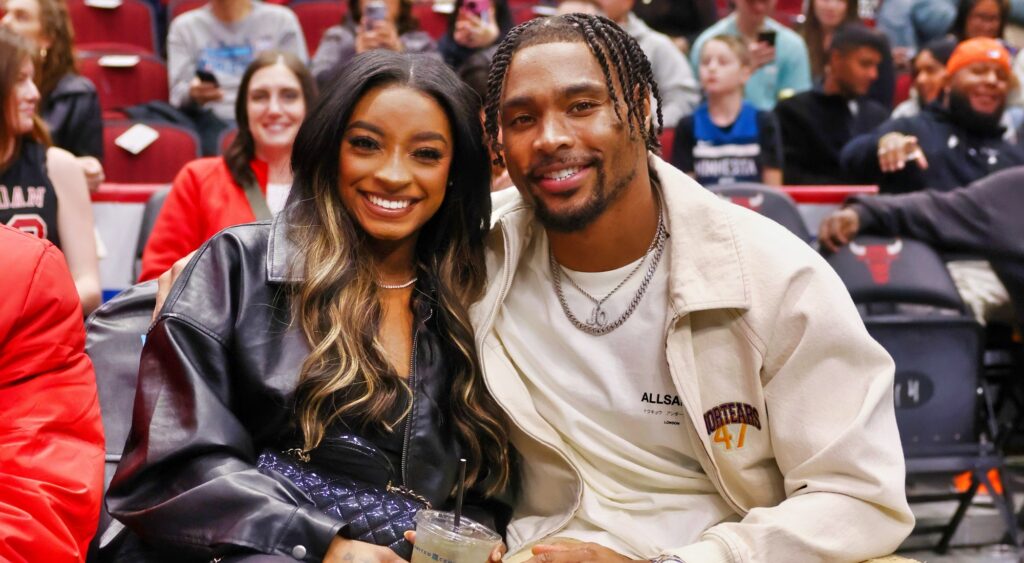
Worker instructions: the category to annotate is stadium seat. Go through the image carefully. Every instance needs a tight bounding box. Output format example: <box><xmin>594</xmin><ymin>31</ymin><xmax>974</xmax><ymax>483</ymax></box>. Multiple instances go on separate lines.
<box><xmin>103</xmin><ymin>120</ymin><xmax>200</xmax><ymax>183</ymax></box>
<box><xmin>413</xmin><ymin>2</ymin><xmax>449</xmax><ymax>40</ymax></box>
<box><xmin>218</xmin><ymin>126</ymin><xmax>238</xmax><ymax>154</ymax></box>
<box><xmin>709</xmin><ymin>183</ymin><xmax>812</xmax><ymax>242</ymax></box>
<box><xmin>826</xmin><ymin>236</ymin><xmax>1020</xmax><ymax>553</ymax></box>
<box><xmin>658</xmin><ymin>127</ymin><xmax>675</xmax><ymax>161</ymax></box>
<box><xmin>167</xmin><ymin>0</ymin><xmax>205</xmax><ymax>20</ymax></box>
<box><xmin>67</xmin><ymin>0</ymin><xmax>158</xmax><ymax>54</ymax></box>
<box><xmin>84</xmin><ymin>280</ymin><xmax>158</xmax><ymax>561</ymax></box>
<box><xmin>78</xmin><ymin>53</ymin><xmax>169</xmax><ymax>113</ymax></box>
<box><xmin>134</xmin><ymin>189</ymin><xmax>170</xmax><ymax>281</ymax></box>
<box><xmin>291</xmin><ymin>0</ymin><xmax>347</xmax><ymax>58</ymax></box>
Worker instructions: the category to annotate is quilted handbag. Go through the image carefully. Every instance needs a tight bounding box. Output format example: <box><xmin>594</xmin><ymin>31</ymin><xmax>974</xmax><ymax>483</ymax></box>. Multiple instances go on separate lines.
<box><xmin>256</xmin><ymin>433</ymin><xmax>430</xmax><ymax>559</ymax></box>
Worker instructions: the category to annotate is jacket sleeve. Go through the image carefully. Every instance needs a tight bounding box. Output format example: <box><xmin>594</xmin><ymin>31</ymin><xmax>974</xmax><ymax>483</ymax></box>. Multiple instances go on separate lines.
<box><xmin>138</xmin><ymin>163</ymin><xmax>207</xmax><ymax>282</ymax></box>
<box><xmin>647</xmin><ymin>33</ymin><xmax>700</xmax><ymax>127</ymax></box>
<box><xmin>108</xmin><ymin>235</ymin><xmax>344</xmax><ymax>560</ymax></box>
<box><xmin>166</xmin><ymin>17</ymin><xmax>197</xmax><ymax>109</ymax></box>
<box><xmin>849</xmin><ymin>170</ymin><xmax>1024</xmax><ymax>261</ymax></box>
<box><xmin>43</xmin><ymin>88</ymin><xmax>104</xmax><ymax>159</ymax></box>
<box><xmin>839</xmin><ymin>118</ymin><xmax>921</xmax><ymax>188</ymax></box>
<box><xmin>673</xmin><ymin>242</ymin><xmax>914</xmax><ymax>562</ymax></box>
<box><xmin>0</xmin><ymin>241</ymin><xmax>105</xmax><ymax>562</ymax></box>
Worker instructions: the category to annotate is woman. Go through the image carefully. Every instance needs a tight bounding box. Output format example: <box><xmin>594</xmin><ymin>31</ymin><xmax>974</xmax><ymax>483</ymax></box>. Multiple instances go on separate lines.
<box><xmin>673</xmin><ymin>35</ymin><xmax>783</xmax><ymax>185</ymax></box>
<box><xmin>891</xmin><ymin>37</ymin><xmax>957</xmax><ymax>118</ymax></box>
<box><xmin>138</xmin><ymin>51</ymin><xmax>316</xmax><ymax>282</ymax></box>
<box><xmin>0</xmin><ymin>0</ymin><xmax>104</xmax><ymax>189</ymax></box>
<box><xmin>801</xmin><ymin>0</ymin><xmax>895</xmax><ymax>106</ymax></box>
<box><xmin>0</xmin><ymin>28</ymin><xmax>99</xmax><ymax>314</ymax></box>
<box><xmin>311</xmin><ymin>0</ymin><xmax>437</xmax><ymax>86</ymax></box>
<box><xmin>952</xmin><ymin>0</ymin><xmax>1010</xmax><ymax>42</ymax></box>
<box><xmin>439</xmin><ymin>0</ymin><xmax>512</xmax><ymax>75</ymax></box>
<box><xmin>107</xmin><ymin>51</ymin><xmax>513</xmax><ymax>562</ymax></box>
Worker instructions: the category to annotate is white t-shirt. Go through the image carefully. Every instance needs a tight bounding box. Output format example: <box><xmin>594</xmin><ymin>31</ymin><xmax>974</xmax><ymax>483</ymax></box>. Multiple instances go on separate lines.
<box><xmin>265</xmin><ymin>182</ymin><xmax>291</xmax><ymax>216</ymax></box>
<box><xmin>496</xmin><ymin>230</ymin><xmax>737</xmax><ymax>558</ymax></box>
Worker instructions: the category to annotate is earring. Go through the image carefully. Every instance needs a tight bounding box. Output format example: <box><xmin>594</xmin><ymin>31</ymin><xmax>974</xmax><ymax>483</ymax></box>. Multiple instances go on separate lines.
<box><xmin>39</xmin><ymin>47</ymin><xmax>47</xmax><ymax>59</ymax></box>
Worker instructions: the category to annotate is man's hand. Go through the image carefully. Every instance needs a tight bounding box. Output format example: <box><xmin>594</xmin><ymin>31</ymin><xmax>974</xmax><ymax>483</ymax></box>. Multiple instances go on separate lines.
<box><xmin>152</xmin><ymin>251</ymin><xmax>196</xmax><ymax>321</ymax></box>
<box><xmin>188</xmin><ymin>76</ymin><xmax>224</xmax><ymax>105</ymax></box>
<box><xmin>525</xmin><ymin>542</ymin><xmax>645</xmax><ymax>563</ymax></box>
<box><xmin>748</xmin><ymin>41</ymin><xmax>776</xmax><ymax>70</ymax></box>
<box><xmin>876</xmin><ymin>132</ymin><xmax>929</xmax><ymax>173</ymax></box>
<box><xmin>323</xmin><ymin>536</ymin><xmax>406</xmax><ymax>563</ymax></box>
<box><xmin>404</xmin><ymin>530</ymin><xmax>506</xmax><ymax>562</ymax></box>
<box><xmin>818</xmin><ymin>207</ymin><xmax>861</xmax><ymax>253</ymax></box>
<box><xmin>76</xmin><ymin>156</ymin><xmax>105</xmax><ymax>192</ymax></box>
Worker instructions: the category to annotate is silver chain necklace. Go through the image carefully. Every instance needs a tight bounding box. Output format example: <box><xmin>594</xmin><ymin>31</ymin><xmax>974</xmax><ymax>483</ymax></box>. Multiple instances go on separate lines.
<box><xmin>550</xmin><ymin>212</ymin><xmax>667</xmax><ymax>336</ymax></box>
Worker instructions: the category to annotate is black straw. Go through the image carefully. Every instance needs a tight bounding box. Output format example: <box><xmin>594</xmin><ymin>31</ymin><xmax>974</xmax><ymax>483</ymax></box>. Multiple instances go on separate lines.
<box><xmin>453</xmin><ymin>458</ymin><xmax>467</xmax><ymax>530</ymax></box>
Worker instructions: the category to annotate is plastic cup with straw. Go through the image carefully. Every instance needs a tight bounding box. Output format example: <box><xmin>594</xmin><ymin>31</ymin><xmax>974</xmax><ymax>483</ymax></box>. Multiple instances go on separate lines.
<box><xmin>412</xmin><ymin>458</ymin><xmax>502</xmax><ymax>563</ymax></box>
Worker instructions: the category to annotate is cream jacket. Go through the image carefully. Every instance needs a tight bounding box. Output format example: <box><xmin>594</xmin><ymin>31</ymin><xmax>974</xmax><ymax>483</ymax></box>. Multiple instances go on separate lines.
<box><xmin>471</xmin><ymin>156</ymin><xmax>915</xmax><ymax>562</ymax></box>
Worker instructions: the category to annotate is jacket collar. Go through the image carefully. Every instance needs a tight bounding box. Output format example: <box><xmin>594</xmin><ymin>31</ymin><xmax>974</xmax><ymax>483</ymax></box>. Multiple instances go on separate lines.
<box><xmin>651</xmin><ymin>155</ymin><xmax>750</xmax><ymax>314</ymax></box>
<box><xmin>267</xmin><ymin>206</ymin><xmax>301</xmax><ymax>283</ymax></box>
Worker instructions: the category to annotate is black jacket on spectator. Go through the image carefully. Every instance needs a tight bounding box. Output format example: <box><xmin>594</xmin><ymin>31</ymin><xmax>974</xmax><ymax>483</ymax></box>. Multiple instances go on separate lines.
<box><xmin>106</xmin><ymin>216</ymin><xmax>510</xmax><ymax>561</ymax></box>
<box><xmin>41</xmin><ymin>73</ymin><xmax>103</xmax><ymax>159</ymax></box>
<box><xmin>847</xmin><ymin>166</ymin><xmax>1024</xmax><ymax>325</ymax></box>
<box><xmin>632</xmin><ymin>0</ymin><xmax>717</xmax><ymax>45</ymax></box>
<box><xmin>841</xmin><ymin>104</ymin><xmax>1024</xmax><ymax>193</ymax></box>
<box><xmin>774</xmin><ymin>87</ymin><xmax>889</xmax><ymax>184</ymax></box>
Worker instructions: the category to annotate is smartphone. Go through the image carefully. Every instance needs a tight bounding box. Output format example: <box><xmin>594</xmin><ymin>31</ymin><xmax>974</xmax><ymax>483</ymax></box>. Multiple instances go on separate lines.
<box><xmin>757</xmin><ymin>30</ymin><xmax>777</xmax><ymax>47</ymax></box>
<box><xmin>195</xmin><ymin>68</ymin><xmax>218</xmax><ymax>86</ymax></box>
<box><xmin>462</xmin><ymin>0</ymin><xmax>491</xmax><ymax>23</ymax></box>
<box><xmin>363</xmin><ymin>0</ymin><xmax>388</xmax><ymax>28</ymax></box>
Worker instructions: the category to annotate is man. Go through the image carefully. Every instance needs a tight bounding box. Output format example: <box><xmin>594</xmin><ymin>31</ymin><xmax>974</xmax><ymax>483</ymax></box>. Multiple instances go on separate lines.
<box><xmin>841</xmin><ymin>37</ymin><xmax>1024</xmax><ymax>194</ymax></box>
<box><xmin>480</xmin><ymin>13</ymin><xmax>912</xmax><ymax>562</ymax></box>
<box><xmin>167</xmin><ymin>0</ymin><xmax>307</xmax><ymax>153</ymax></box>
<box><xmin>819</xmin><ymin>167</ymin><xmax>1024</xmax><ymax>325</ymax></box>
<box><xmin>595</xmin><ymin>0</ymin><xmax>700</xmax><ymax>126</ymax></box>
<box><xmin>691</xmin><ymin>0</ymin><xmax>812</xmax><ymax>111</ymax></box>
<box><xmin>774</xmin><ymin>23</ymin><xmax>890</xmax><ymax>184</ymax></box>
<box><xmin>0</xmin><ymin>224</ymin><xmax>105</xmax><ymax>561</ymax></box>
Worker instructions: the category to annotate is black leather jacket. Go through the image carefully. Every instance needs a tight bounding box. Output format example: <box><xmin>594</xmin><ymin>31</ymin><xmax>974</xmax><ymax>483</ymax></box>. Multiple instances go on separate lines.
<box><xmin>106</xmin><ymin>215</ymin><xmax>507</xmax><ymax>561</ymax></box>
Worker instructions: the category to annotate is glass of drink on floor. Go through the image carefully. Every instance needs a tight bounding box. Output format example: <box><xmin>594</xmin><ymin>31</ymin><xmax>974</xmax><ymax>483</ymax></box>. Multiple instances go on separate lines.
<box><xmin>411</xmin><ymin>510</ymin><xmax>501</xmax><ymax>563</ymax></box>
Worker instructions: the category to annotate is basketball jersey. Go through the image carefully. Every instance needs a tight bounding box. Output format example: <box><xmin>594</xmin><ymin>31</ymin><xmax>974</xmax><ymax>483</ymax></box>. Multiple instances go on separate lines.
<box><xmin>0</xmin><ymin>139</ymin><xmax>60</xmax><ymax>248</ymax></box>
<box><xmin>691</xmin><ymin>102</ymin><xmax>763</xmax><ymax>185</ymax></box>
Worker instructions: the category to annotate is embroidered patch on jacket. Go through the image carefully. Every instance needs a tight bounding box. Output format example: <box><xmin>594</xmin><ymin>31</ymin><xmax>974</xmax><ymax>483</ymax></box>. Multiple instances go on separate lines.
<box><xmin>703</xmin><ymin>402</ymin><xmax>761</xmax><ymax>451</ymax></box>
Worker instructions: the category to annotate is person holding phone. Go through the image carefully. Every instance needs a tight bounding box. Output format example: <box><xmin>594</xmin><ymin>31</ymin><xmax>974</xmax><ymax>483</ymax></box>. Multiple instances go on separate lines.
<box><xmin>312</xmin><ymin>0</ymin><xmax>438</xmax><ymax>86</ymax></box>
<box><xmin>691</xmin><ymin>0</ymin><xmax>812</xmax><ymax>111</ymax></box>
<box><xmin>439</xmin><ymin>0</ymin><xmax>512</xmax><ymax>75</ymax></box>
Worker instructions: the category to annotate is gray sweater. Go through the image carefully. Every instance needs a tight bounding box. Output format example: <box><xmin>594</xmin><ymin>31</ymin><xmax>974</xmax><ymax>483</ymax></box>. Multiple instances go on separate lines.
<box><xmin>167</xmin><ymin>1</ymin><xmax>308</xmax><ymax>121</ymax></box>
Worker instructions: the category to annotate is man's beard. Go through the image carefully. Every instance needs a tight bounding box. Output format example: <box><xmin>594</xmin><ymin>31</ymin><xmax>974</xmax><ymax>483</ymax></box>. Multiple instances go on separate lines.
<box><xmin>948</xmin><ymin>90</ymin><xmax>1005</xmax><ymax>135</ymax></box>
<box><xmin>531</xmin><ymin>161</ymin><xmax>635</xmax><ymax>233</ymax></box>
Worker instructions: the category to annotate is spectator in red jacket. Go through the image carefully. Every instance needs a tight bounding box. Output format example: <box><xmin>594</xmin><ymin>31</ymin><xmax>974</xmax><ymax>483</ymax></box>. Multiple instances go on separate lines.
<box><xmin>139</xmin><ymin>50</ymin><xmax>316</xmax><ymax>282</ymax></box>
<box><xmin>0</xmin><ymin>224</ymin><xmax>104</xmax><ymax>562</ymax></box>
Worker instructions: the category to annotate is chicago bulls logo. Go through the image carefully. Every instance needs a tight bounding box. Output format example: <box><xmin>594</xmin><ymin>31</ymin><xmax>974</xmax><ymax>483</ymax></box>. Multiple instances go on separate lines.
<box><xmin>849</xmin><ymin>239</ymin><xmax>903</xmax><ymax>284</ymax></box>
<box><xmin>722</xmin><ymin>192</ymin><xmax>764</xmax><ymax>211</ymax></box>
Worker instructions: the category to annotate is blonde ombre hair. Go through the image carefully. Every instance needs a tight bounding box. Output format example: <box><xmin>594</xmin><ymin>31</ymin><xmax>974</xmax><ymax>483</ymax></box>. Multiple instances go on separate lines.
<box><xmin>286</xmin><ymin>51</ymin><xmax>511</xmax><ymax>496</ymax></box>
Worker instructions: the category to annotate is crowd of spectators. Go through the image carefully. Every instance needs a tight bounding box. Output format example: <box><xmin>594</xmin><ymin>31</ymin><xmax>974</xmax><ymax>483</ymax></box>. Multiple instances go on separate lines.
<box><xmin>4</xmin><ymin>0</ymin><xmax>1024</xmax><ymax>557</ymax></box>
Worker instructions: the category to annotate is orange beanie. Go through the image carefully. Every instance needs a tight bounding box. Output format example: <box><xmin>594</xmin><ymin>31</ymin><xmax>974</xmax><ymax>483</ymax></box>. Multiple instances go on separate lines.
<box><xmin>946</xmin><ymin>38</ymin><xmax>1011</xmax><ymax>77</ymax></box>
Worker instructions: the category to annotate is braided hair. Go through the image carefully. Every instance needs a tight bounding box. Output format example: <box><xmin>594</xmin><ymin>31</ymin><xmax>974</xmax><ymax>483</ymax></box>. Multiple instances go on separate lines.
<box><xmin>483</xmin><ymin>13</ymin><xmax>663</xmax><ymax>167</ymax></box>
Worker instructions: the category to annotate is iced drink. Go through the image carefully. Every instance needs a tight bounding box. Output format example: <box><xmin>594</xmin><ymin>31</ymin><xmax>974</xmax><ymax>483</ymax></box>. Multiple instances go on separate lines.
<box><xmin>411</xmin><ymin>510</ymin><xmax>501</xmax><ymax>563</ymax></box>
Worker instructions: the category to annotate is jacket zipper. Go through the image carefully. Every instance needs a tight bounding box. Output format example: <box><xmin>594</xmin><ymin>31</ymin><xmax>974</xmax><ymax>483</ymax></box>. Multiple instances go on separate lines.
<box><xmin>400</xmin><ymin>307</ymin><xmax>432</xmax><ymax>487</ymax></box>
<box><xmin>478</xmin><ymin>218</ymin><xmax>585</xmax><ymax>541</ymax></box>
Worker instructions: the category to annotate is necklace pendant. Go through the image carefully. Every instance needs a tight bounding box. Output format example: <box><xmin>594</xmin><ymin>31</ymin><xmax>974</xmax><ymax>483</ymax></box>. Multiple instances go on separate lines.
<box><xmin>587</xmin><ymin>305</ymin><xmax>608</xmax><ymax>327</ymax></box>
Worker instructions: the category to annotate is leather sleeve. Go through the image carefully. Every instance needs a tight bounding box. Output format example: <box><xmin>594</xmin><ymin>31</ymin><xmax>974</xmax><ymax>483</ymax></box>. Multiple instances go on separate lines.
<box><xmin>0</xmin><ymin>236</ymin><xmax>105</xmax><ymax>562</ymax></box>
<box><xmin>108</xmin><ymin>233</ymin><xmax>344</xmax><ymax>561</ymax></box>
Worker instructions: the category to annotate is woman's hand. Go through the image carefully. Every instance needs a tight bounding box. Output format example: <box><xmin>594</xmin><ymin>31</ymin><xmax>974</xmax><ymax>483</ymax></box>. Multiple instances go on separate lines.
<box><xmin>323</xmin><ymin>536</ymin><xmax>406</xmax><ymax>563</ymax></box>
<box><xmin>453</xmin><ymin>11</ymin><xmax>499</xmax><ymax>49</ymax></box>
<box><xmin>404</xmin><ymin>530</ymin><xmax>506</xmax><ymax>562</ymax></box>
<box><xmin>356</xmin><ymin>20</ymin><xmax>404</xmax><ymax>53</ymax></box>
<box><xmin>76</xmin><ymin>156</ymin><xmax>105</xmax><ymax>192</ymax></box>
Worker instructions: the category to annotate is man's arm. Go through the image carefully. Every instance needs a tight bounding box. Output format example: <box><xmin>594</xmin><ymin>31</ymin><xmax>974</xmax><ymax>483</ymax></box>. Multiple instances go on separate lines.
<box><xmin>0</xmin><ymin>233</ymin><xmax>105</xmax><ymax>562</ymax></box>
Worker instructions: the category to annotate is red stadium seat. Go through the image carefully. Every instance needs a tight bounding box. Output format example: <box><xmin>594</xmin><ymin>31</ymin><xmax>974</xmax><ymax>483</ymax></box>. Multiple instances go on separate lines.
<box><xmin>67</xmin><ymin>0</ymin><xmax>157</xmax><ymax>54</ymax></box>
<box><xmin>167</xmin><ymin>0</ymin><xmax>205</xmax><ymax>20</ymax></box>
<box><xmin>290</xmin><ymin>0</ymin><xmax>347</xmax><ymax>58</ymax></box>
<box><xmin>658</xmin><ymin>127</ymin><xmax>675</xmax><ymax>160</ymax></box>
<box><xmin>103</xmin><ymin>120</ymin><xmax>200</xmax><ymax>183</ymax></box>
<box><xmin>412</xmin><ymin>3</ymin><xmax>449</xmax><ymax>40</ymax></box>
<box><xmin>79</xmin><ymin>53</ymin><xmax>169</xmax><ymax>112</ymax></box>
